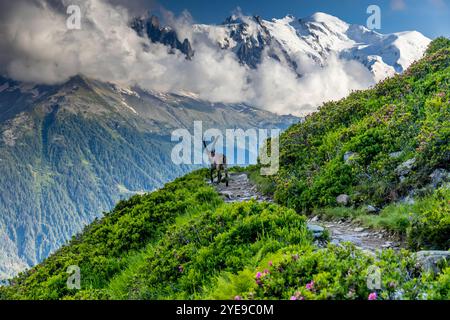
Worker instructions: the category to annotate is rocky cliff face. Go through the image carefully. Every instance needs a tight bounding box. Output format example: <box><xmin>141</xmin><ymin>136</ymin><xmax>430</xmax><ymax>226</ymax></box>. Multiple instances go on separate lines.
<box><xmin>131</xmin><ymin>15</ymin><xmax>194</xmax><ymax>59</ymax></box>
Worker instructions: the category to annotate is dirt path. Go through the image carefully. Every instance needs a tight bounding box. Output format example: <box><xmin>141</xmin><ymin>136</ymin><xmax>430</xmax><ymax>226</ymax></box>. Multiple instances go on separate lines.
<box><xmin>213</xmin><ymin>172</ymin><xmax>403</xmax><ymax>252</ymax></box>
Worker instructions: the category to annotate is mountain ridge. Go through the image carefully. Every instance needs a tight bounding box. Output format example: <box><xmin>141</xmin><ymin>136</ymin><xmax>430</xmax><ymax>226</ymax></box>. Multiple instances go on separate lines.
<box><xmin>1</xmin><ymin>38</ymin><xmax>448</xmax><ymax>299</ymax></box>
<box><xmin>0</xmin><ymin>11</ymin><xmax>437</xmax><ymax>281</ymax></box>
<box><xmin>141</xmin><ymin>12</ymin><xmax>430</xmax><ymax>81</ymax></box>
<box><xmin>0</xmin><ymin>74</ymin><xmax>296</xmax><ymax>280</ymax></box>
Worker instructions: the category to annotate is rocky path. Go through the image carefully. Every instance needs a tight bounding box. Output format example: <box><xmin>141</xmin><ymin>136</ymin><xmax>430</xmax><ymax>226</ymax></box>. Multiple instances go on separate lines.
<box><xmin>214</xmin><ymin>172</ymin><xmax>403</xmax><ymax>252</ymax></box>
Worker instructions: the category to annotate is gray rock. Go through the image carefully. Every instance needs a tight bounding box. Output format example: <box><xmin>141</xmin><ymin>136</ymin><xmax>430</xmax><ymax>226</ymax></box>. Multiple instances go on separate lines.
<box><xmin>416</xmin><ymin>251</ymin><xmax>450</xmax><ymax>274</ymax></box>
<box><xmin>395</xmin><ymin>158</ymin><xmax>416</xmax><ymax>176</ymax></box>
<box><xmin>310</xmin><ymin>215</ymin><xmax>319</xmax><ymax>222</ymax></box>
<box><xmin>359</xmin><ymin>232</ymin><xmax>369</xmax><ymax>237</ymax></box>
<box><xmin>236</xmin><ymin>174</ymin><xmax>249</xmax><ymax>182</ymax></box>
<box><xmin>429</xmin><ymin>169</ymin><xmax>450</xmax><ymax>188</ymax></box>
<box><xmin>219</xmin><ymin>191</ymin><xmax>234</xmax><ymax>199</ymax></box>
<box><xmin>400</xmin><ymin>195</ymin><xmax>415</xmax><ymax>205</ymax></box>
<box><xmin>354</xmin><ymin>227</ymin><xmax>365</xmax><ymax>232</ymax></box>
<box><xmin>307</xmin><ymin>224</ymin><xmax>325</xmax><ymax>239</ymax></box>
<box><xmin>389</xmin><ymin>151</ymin><xmax>403</xmax><ymax>159</ymax></box>
<box><xmin>366</xmin><ymin>205</ymin><xmax>380</xmax><ymax>214</ymax></box>
<box><xmin>336</xmin><ymin>194</ymin><xmax>350</xmax><ymax>206</ymax></box>
<box><xmin>344</xmin><ymin>151</ymin><xmax>358</xmax><ymax>164</ymax></box>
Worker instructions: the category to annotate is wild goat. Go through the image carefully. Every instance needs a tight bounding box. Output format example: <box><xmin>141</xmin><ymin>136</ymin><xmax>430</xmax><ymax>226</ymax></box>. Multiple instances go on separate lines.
<box><xmin>203</xmin><ymin>136</ymin><xmax>229</xmax><ymax>186</ymax></box>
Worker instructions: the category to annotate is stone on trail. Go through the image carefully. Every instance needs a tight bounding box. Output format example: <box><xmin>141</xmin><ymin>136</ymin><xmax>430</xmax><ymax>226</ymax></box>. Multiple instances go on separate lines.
<box><xmin>219</xmin><ymin>191</ymin><xmax>234</xmax><ymax>199</ymax></box>
<box><xmin>307</xmin><ymin>224</ymin><xmax>325</xmax><ymax>239</ymax></box>
<box><xmin>236</xmin><ymin>174</ymin><xmax>249</xmax><ymax>181</ymax></box>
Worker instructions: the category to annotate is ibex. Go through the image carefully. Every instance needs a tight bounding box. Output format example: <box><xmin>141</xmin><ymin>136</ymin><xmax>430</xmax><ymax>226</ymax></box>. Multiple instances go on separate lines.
<box><xmin>203</xmin><ymin>136</ymin><xmax>229</xmax><ymax>186</ymax></box>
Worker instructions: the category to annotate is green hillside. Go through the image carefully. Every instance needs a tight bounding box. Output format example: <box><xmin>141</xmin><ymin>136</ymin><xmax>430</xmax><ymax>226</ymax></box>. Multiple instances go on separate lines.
<box><xmin>0</xmin><ymin>74</ymin><xmax>295</xmax><ymax>280</ymax></box>
<box><xmin>269</xmin><ymin>37</ymin><xmax>450</xmax><ymax>249</ymax></box>
<box><xmin>0</xmin><ymin>38</ymin><xmax>449</xmax><ymax>300</ymax></box>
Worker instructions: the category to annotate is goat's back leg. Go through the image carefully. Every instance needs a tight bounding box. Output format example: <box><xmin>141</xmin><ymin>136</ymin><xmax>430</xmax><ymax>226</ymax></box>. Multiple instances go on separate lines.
<box><xmin>217</xmin><ymin>169</ymin><xmax>222</xmax><ymax>184</ymax></box>
<box><xmin>225</xmin><ymin>168</ymin><xmax>229</xmax><ymax>187</ymax></box>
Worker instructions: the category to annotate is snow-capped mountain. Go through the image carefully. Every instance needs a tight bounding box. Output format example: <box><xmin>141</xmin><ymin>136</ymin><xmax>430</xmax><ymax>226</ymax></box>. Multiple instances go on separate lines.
<box><xmin>195</xmin><ymin>12</ymin><xmax>430</xmax><ymax>81</ymax></box>
<box><xmin>0</xmin><ymin>11</ymin><xmax>432</xmax><ymax>281</ymax></box>
<box><xmin>141</xmin><ymin>12</ymin><xmax>430</xmax><ymax>82</ymax></box>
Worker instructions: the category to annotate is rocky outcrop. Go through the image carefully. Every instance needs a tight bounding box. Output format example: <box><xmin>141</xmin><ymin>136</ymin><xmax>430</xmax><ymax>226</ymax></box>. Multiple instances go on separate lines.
<box><xmin>416</xmin><ymin>251</ymin><xmax>450</xmax><ymax>274</ymax></box>
<box><xmin>395</xmin><ymin>158</ymin><xmax>416</xmax><ymax>177</ymax></box>
<box><xmin>429</xmin><ymin>169</ymin><xmax>450</xmax><ymax>188</ymax></box>
<box><xmin>131</xmin><ymin>15</ymin><xmax>194</xmax><ymax>59</ymax></box>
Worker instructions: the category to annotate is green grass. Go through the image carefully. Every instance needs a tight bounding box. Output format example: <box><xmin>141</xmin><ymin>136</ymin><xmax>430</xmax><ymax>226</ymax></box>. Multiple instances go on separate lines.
<box><xmin>1</xmin><ymin>39</ymin><xmax>449</xmax><ymax>301</ymax></box>
<box><xmin>311</xmin><ymin>187</ymin><xmax>450</xmax><ymax>243</ymax></box>
<box><xmin>247</xmin><ymin>165</ymin><xmax>276</xmax><ymax>195</ymax></box>
<box><xmin>273</xmin><ymin>40</ymin><xmax>450</xmax><ymax>212</ymax></box>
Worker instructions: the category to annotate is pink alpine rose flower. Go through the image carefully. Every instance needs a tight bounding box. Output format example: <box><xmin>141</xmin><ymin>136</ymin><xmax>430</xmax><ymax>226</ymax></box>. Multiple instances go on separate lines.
<box><xmin>306</xmin><ymin>281</ymin><xmax>315</xmax><ymax>291</ymax></box>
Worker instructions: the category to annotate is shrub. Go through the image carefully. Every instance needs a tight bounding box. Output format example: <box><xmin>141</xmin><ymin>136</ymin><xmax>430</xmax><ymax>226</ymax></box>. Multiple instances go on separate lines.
<box><xmin>407</xmin><ymin>188</ymin><xmax>450</xmax><ymax>250</ymax></box>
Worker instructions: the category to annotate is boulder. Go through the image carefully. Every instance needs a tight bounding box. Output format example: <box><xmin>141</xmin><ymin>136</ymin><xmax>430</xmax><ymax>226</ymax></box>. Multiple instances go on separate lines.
<box><xmin>395</xmin><ymin>158</ymin><xmax>416</xmax><ymax>176</ymax></box>
<box><xmin>416</xmin><ymin>251</ymin><xmax>450</xmax><ymax>274</ymax></box>
<box><xmin>366</xmin><ymin>205</ymin><xmax>380</xmax><ymax>214</ymax></box>
<box><xmin>307</xmin><ymin>224</ymin><xmax>325</xmax><ymax>239</ymax></box>
<box><xmin>389</xmin><ymin>151</ymin><xmax>403</xmax><ymax>159</ymax></box>
<box><xmin>336</xmin><ymin>194</ymin><xmax>350</xmax><ymax>206</ymax></box>
<box><xmin>219</xmin><ymin>191</ymin><xmax>234</xmax><ymax>199</ymax></box>
<box><xmin>429</xmin><ymin>169</ymin><xmax>450</xmax><ymax>188</ymax></box>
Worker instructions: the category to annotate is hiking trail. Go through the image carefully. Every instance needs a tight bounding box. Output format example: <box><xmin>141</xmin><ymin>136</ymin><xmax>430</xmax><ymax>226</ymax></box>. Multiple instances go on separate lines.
<box><xmin>213</xmin><ymin>172</ymin><xmax>403</xmax><ymax>252</ymax></box>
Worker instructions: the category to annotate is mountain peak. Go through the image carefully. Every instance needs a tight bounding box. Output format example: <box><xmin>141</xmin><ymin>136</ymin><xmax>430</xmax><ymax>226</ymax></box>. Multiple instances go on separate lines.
<box><xmin>303</xmin><ymin>12</ymin><xmax>349</xmax><ymax>31</ymax></box>
<box><xmin>307</xmin><ymin>12</ymin><xmax>343</xmax><ymax>22</ymax></box>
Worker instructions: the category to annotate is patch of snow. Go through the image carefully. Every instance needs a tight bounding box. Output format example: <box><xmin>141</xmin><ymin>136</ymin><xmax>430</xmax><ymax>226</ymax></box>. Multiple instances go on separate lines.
<box><xmin>120</xmin><ymin>100</ymin><xmax>138</xmax><ymax>114</ymax></box>
<box><xmin>114</xmin><ymin>84</ymin><xmax>140</xmax><ymax>98</ymax></box>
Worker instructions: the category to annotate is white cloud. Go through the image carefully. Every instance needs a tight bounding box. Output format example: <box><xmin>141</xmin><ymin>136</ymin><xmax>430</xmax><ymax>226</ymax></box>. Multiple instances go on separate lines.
<box><xmin>0</xmin><ymin>0</ymin><xmax>375</xmax><ymax>116</ymax></box>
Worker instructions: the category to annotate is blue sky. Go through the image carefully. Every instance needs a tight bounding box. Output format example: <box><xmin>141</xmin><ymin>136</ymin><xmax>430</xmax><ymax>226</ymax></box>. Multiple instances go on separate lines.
<box><xmin>154</xmin><ymin>0</ymin><xmax>450</xmax><ymax>38</ymax></box>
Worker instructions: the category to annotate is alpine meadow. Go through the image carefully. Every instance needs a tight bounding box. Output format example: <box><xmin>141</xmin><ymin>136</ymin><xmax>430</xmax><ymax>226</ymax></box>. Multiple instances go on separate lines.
<box><xmin>1</xmin><ymin>36</ymin><xmax>449</xmax><ymax>301</ymax></box>
<box><xmin>0</xmin><ymin>0</ymin><xmax>449</xmax><ymax>309</ymax></box>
